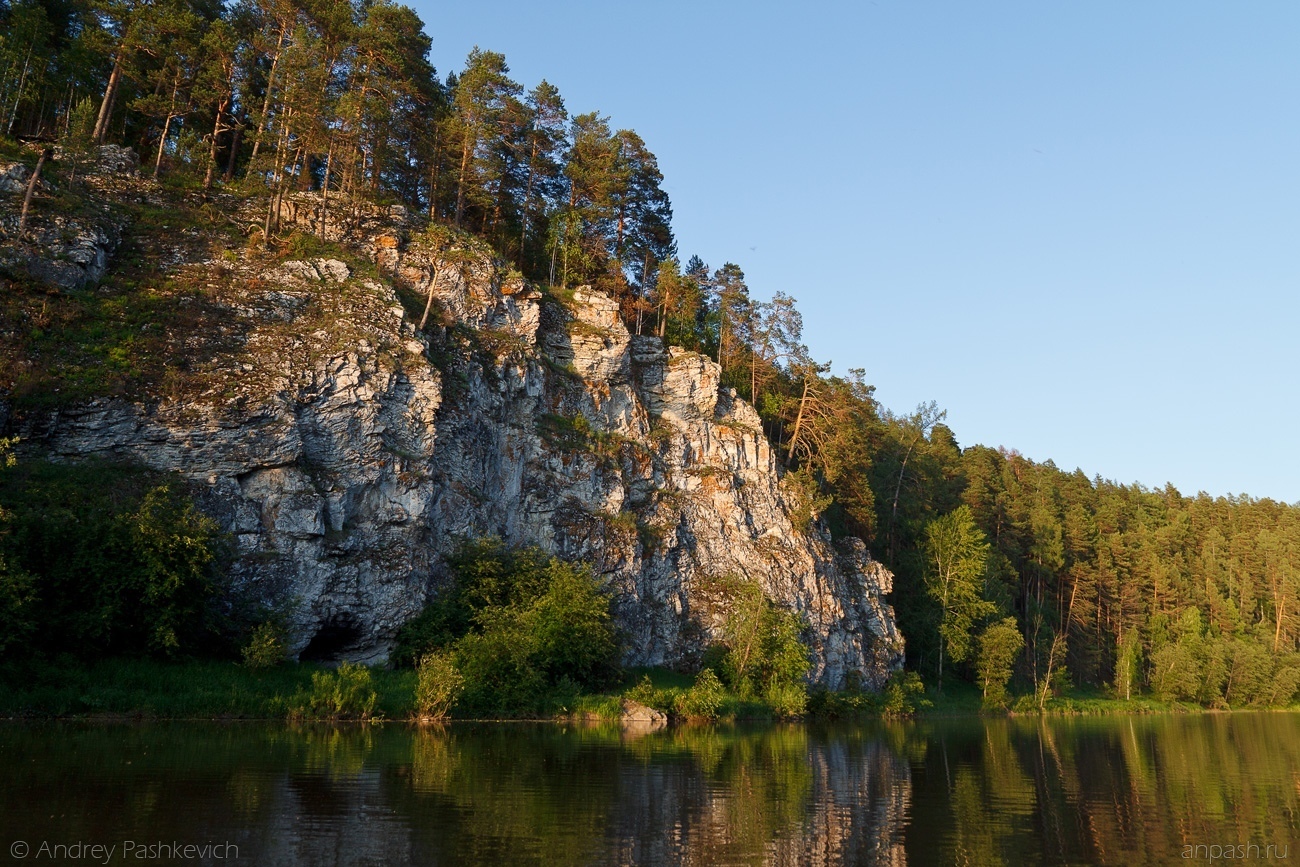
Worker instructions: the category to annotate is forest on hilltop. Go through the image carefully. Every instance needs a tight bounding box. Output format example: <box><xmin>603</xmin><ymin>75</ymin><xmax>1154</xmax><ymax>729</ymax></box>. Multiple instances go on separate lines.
<box><xmin>3</xmin><ymin>0</ymin><xmax>1300</xmax><ymax>708</ymax></box>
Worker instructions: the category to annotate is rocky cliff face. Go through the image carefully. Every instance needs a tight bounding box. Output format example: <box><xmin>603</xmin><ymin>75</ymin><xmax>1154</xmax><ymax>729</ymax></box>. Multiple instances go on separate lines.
<box><xmin>0</xmin><ymin>146</ymin><xmax>137</xmax><ymax>289</ymax></box>
<box><xmin>3</xmin><ymin>174</ymin><xmax>902</xmax><ymax>688</ymax></box>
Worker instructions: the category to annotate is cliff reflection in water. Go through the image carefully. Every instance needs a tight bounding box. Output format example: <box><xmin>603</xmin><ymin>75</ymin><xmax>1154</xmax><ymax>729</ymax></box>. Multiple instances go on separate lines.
<box><xmin>3</xmin><ymin>715</ymin><xmax>1300</xmax><ymax>865</ymax></box>
<box><xmin>0</xmin><ymin>722</ymin><xmax>910</xmax><ymax>866</ymax></box>
<box><xmin>392</xmin><ymin>724</ymin><xmax>909</xmax><ymax>865</ymax></box>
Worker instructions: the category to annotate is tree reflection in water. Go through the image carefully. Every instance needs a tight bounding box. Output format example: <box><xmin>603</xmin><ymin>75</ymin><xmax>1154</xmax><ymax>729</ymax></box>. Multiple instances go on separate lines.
<box><xmin>2</xmin><ymin>714</ymin><xmax>1298</xmax><ymax>865</ymax></box>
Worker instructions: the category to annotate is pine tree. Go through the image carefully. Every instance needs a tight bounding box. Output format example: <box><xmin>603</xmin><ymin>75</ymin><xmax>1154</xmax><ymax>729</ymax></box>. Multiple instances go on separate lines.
<box><xmin>451</xmin><ymin>47</ymin><xmax>520</xmax><ymax>229</ymax></box>
<box><xmin>517</xmin><ymin>80</ymin><xmax>567</xmax><ymax>273</ymax></box>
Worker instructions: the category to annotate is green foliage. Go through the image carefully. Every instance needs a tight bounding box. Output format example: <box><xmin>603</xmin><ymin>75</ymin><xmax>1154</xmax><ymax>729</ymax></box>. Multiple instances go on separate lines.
<box><xmin>240</xmin><ymin>622</ymin><xmax>286</xmax><ymax>669</ymax></box>
<box><xmin>781</xmin><ymin>468</ymin><xmax>832</xmax><ymax>532</ymax></box>
<box><xmin>885</xmin><ymin>440</ymin><xmax>1300</xmax><ymax>709</ymax></box>
<box><xmin>1150</xmin><ymin>609</ymin><xmax>1207</xmax><ymax>702</ymax></box>
<box><xmin>880</xmin><ymin>671</ymin><xmax>929</xmax><ymax>717</ymax></box>
<box><xmin>130</xmin><ymin>485</ymin><xmax>220</xmax><ymax>652</ymax></box>
<box><xmin>60</xmin><ymin>98</ymin><xmax>98</xmax><ymax>179</ymax></box>
<box><xmin>1113</xmin><ymin>629</ymin><xmax>1142</xmax><ymax>700</ymax></box>
<box><xmin>391</xmin><ymin>539</ymin><xmax>621</xmax><ymax>716</ymax></box>
<box><xmin>1011</xmin><ymin>694</ymin><xmax>1042</xmax><ymax>715</ymax></box>
<box><xmin>763</xmin><ymin>682</ymin><xmax>808</xmax><ymax>718</ymax></box>
<box><xmin>415</xmin><ymin>651</ymin><xmax>464</xmax><ymax>720</ymax></box>
<box><xmin>712</xmin><ymin>576</ymin><xmax>810</xmax><ymax>716</ymax></box>
<box><xmin>673</xmin><ymin>668</ymin><xmax>726</xmax><ymax>720</ymax></box>
<box><xmin>0</xmin><ymin>459</ymin><xmax>222</xmax><ymax>660</ymax></box>
<box><xmin>290</xmin><ymin>661</ymin><xmax>379</xmax><ymax>721</ymax></box>
<box><xmin>808</xmin><ymin>670</ymin><xmax>929</xmax><ymax>718</ymax></box>
<box><xmin>0</xmin><ymin>657</ymin><xmax>417</xmax><ymax>719</ymax></box>
<box><xmin>624</xmin><ymin>673</ymin><xmax>676</xmax><ymax>715</ymax></box>
<box><xmin>977</xmin><ymin>618</ymin><xmax>1023</xmax><ymax>709</ymax></box>
<box><xmin>279</xmin><ymin>232</ymin><xmax>348</xmax><ymax>262</ymax></box>
<box><xmin>923</xmin><ymin>506</ymin><xmax>997</xmax><ymax>689</ymax></box>
<box><xmin>0</xmin><ymin>563</ymin><xmax>36</xmax><ymax>659</ymax></box>
<box><xmin>0</xmin><ymin>440</ymin><xmax>33</xmax><ymax>658</ymax></box>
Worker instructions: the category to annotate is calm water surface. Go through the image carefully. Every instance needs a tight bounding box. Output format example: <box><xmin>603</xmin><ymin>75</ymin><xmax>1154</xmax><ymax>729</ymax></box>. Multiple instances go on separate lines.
<box><xmin>2</xmin><ymin>715</ymin><xmax>1298</xmax><ymax>865</ymax></box>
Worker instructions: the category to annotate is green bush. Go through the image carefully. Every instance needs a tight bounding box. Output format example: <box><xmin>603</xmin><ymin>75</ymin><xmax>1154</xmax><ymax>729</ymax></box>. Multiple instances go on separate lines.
<box><xmin>807</xmin><ymin>684</ymin><xmax>869</xmax><ymax>718</ymax></box>
<box><xmin>241</xmin><ymin>622</ymin><xmax>286</xmax><ymax>669</ymax></box>
<box><xmin>291</xmin><ymin>661</ymin><xmax>379</xmax><ymax>720</ymax></box>
<box><xmin>415</xmin><ymin>650</ymin><xmax>464</xmax><ymax>720</ymax></box>
<box><xmin>675</xmin><ymin>669</ymin><xmax>726</xmax><ymax>720</ymax></box>
<box><xmin>764</xmin><ymin>682</ymin><xmax>808</xmax><ymax>718</ymax></box>
<box><xmin>0</xmin><ymin>459</ymin><xmax>222</xmax><ymax>659</ymax></box>
<box><xmin>392</xmin><ymin>539</ymin><xmax>621</xmax><ymax>716</ymax></box>
<box><xmin>1011</xmin><ymin>694</ymin><xmax>1041</xmax><ymax>715</ymax></box>
<box><xmin>717</xmin><ymin>576</ymin><xmax>810</xmax><ymax>713</ymax></box>
<box><xmin>0</xmin><ymin>443</ymin><xmax>35</xmax><ymax>658</ymax></box>
<box><xmin>454</xmin><ymin>625</ymin><xmax>549</xmax><ymax>716</ymax></box>
<box><xmin>879</xmin><ymin>671</ymin><xmax>929</xmax><ymax>717</ymax></box>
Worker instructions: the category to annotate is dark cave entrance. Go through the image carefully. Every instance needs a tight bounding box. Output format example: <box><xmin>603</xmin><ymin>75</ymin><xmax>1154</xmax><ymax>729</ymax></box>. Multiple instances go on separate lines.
<box><xmin>299</xmin><ymin>614</ymin><xmax>363</xmax><ymax>662</ymax></box>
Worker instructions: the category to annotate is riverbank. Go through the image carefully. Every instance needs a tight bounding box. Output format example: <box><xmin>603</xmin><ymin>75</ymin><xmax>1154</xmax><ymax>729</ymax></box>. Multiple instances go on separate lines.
<box><xmin>0</xmin><ymin>658</ymin><xmax>418</xmax><ymax>720</ymax></box>
<box><xmin>2</xmin><ymin>659</ymin><xmax>1284</xmax><ymax>722</ymax></box>
<box><xmin>920</xmin><ymin>680</ymin><xmax>1235</xmax><ymax>717</ymax></box>
<box><xmin>0</xmin><ymin>659</ymin><xmax>844</xmax><ymax>722</ymax></box>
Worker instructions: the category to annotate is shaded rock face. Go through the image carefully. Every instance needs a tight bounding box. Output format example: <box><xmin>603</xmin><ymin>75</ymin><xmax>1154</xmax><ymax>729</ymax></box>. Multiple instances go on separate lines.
<box><xmin>11</xmin><ymin>212</ymin><xmax>903</xmax><ymax>687</ymax></box>
<box><xmin>0</xmin><ymin>145</ymin><xmax>133</xmax><ymax>289</ymax></box>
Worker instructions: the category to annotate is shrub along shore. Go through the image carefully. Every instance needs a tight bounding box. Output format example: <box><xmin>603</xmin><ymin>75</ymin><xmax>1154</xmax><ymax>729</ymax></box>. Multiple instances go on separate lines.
<box><xmin>0</xmin><ymin>655</ymin><xmax>1277</xmax><ymax>723</ymax></box>
<box><xmin>0</xmin><ymin>657</ymin><xmax>916</xmax><ymax>722</ymax></box>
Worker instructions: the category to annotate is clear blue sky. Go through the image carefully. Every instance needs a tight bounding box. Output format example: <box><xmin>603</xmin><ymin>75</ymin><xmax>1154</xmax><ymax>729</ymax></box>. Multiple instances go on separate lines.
<box><xmin>411</xmin><ymin>0</ymin><xmax>1300</xmax><ymax>503</ymax></box>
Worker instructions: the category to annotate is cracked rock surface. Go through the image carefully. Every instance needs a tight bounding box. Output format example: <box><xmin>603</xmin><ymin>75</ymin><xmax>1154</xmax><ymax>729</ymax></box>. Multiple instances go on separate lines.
<box><xmin>6</xmin><ymin>193</ymin><xmax>903</xmax><ymax>687</ymax></box>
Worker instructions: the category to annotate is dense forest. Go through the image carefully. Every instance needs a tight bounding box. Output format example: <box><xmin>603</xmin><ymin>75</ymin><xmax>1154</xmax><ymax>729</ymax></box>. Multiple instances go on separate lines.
<box><xmin>4</xmin><ymin>0</ymin><xmax>1300</xmax><ymax>708</ymax></box>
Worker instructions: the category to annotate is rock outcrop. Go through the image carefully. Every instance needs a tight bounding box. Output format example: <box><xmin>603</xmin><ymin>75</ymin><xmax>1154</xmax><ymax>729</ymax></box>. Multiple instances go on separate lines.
<box><xmin>5</xmin><ymin>185</ymin><xmax>903</xmax><ymax>688</ymax></box>
<box><xmin>0</xmin><ymin>144</ymin><xmax>132</xmax><ymax>289</ymax></box>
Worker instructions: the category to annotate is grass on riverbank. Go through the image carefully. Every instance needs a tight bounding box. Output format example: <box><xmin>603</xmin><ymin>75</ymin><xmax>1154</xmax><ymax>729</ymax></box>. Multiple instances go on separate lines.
<box><xmin>920</xmin><ymin>680</ymin><xmax>1240</xmax><ymax>717</ymax></box>
<box><xmin>1</xmin><ymin>659</ymin><xmax>1273</xmax><ymax>722</ymax></box>
<box><xmin>0</xmin><ymin>658</ymin><xmax>417</xmax><ymax>720</ymax></box>
<box><xmin>0</xmin><ymin>659</ymin><xmax>905</xmax><ymax>722</ymax></box>
<box><xmin>0</xmin><ymin>659</ymin><xmax>824</xmax><ymax>722</ymax></box>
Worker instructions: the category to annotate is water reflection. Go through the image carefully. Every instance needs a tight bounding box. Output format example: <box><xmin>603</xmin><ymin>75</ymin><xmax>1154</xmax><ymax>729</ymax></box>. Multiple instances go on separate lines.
<box><xmin>0</xmin><ymin>723</ymin><xmax>909</xmax><ymax>865</ymax></box>
<box><xmin>2</xmin><ymin>715</ymin><xmax>1299</xmax><ymax>865</ymax></box>
<box><xmin>907</xmin><ymin>714</ymin><xmax>1300</xmax><ymax>865</ymax></box>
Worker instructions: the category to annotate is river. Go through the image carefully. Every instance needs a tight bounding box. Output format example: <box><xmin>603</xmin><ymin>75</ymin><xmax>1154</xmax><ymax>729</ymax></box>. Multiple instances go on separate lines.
<box><xmin>2</xmin><ymin>714</ymin><xmax>1297</xmax><ymax>865</ymax></box>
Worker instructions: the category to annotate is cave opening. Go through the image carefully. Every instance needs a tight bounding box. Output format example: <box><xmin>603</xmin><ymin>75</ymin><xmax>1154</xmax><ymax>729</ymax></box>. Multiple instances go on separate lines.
<box><xmin>298</xmin><ymin>615</ymin><xmax>363</xmax><ymax>662</ymax></box>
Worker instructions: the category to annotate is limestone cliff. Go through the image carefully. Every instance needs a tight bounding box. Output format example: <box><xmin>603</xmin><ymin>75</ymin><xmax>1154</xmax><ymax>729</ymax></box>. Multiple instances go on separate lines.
<box><xmin>1</xmin><ymin>159</ymin><xmax>902</xmax><ymax>688</ymax></box>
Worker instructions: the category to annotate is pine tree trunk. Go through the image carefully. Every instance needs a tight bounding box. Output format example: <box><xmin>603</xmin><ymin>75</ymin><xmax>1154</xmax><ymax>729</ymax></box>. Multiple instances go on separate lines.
<box><xmin>18</xmin><ymin>147</ymin><xmax>51</xmax><ymax>233</ymax></box>
<box><xmin>717</xmin><ymin>314</ymin><xmax>725</xmax><ymax>368</ymax></box>
<box><xmin>249</xmin><ymin>28</ymin><xmax>286</xmax><ymax>168</ymax></box>
<box><xmin>786</xmin><ymin>378</ymin><xmax>812</xmax><ymax>468</ymax></box>
<box><xmin>518</xmin><ymin>140</ymin><xmax>538</xmax><ymax>265</ymax></box>
<box><xmin>93</xmin><ymin>52</ymin><xmax>124</xmax><ymax>143</ymax></box>
<box><xmin>888</xmin><ymin>440</ymin><xmax>919</xmax><ymax>567</ymax></box>
<box><xmin>153</xmin><ymin>75</ymin><xmax>182</xmax><ymax>179</ymax></box>
<box><xmin>6</xmin><ymin>46</ymin><xmax>32</xmax><ymax>136</ymax></box>
<box><xmin>454</xmin><ymin>134</ymin><xmax>472</xmax><ymax>227</ymax></box>
<box><xmin>203</xmin><ymin>97</ymin><xmax>229</xmax><ymax>191</ymax></box>
<box><xmin>1275</xmin><ymin>599</ymin><xmax>1285</xmax><ymax>653</ymax></box>
<box><xmin>224</xmin><ymin>119</ymin><xmax>243</xmax><ymax>180</ymax></box>
<box><xmin>319</xmin><ymin>137</ymin><xmax>335</xmax><ymax>239</ymax></box>
<box><xmin>417</xmin><ymin>268</ymin><xmax>440</xmax><ymax>331</ymax></box>
<box><xmin>153</xmin><ymin>113</ymin><xmax>173</xmax><ymax>178</ymax></box>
